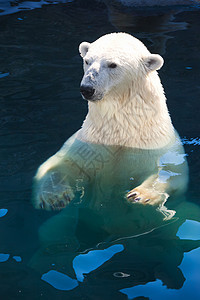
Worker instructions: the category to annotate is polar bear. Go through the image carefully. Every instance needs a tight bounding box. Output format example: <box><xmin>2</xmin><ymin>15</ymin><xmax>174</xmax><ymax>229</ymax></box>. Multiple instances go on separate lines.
<box><xmin>33</xmin><ymin>33</ymin><xmax>188</xmax><ymax>224</ymax></box>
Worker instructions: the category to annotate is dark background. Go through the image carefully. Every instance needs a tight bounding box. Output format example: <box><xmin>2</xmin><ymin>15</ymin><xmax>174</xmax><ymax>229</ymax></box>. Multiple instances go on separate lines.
<box><xmin>0</xmin><ymin>0</ymin><xmax>200</xmax><ymax>298</ymax></box>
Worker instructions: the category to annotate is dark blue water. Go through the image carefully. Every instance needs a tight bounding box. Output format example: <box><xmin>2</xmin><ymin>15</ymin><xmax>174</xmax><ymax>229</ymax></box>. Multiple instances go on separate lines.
<box><xmin>1</xmin><ymin>1</ymin><xmax>200</xmax><ymax>299</ymax></box>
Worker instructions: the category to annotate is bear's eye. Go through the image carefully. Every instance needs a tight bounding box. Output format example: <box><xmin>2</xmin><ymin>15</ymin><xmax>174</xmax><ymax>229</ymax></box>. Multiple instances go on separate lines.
<box><xmin>108</xmin><ymin>62</ymin><xmax>117</xmax><ymax>69</ymax></box>
<box><xmin>85</xmin><ymin>60</ymin><xmax>89</xmax><ymax>65</ymax></box>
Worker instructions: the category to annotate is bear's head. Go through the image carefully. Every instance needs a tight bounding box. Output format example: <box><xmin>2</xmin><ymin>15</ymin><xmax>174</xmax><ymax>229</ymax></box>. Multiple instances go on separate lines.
<box><xmin>79</xmin><ymin>32</ymin><xmax>164</xmax><ymax>102</ymax></box>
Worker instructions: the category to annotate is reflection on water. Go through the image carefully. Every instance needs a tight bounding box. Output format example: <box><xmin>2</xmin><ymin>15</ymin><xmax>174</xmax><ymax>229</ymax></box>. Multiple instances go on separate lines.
<box><xmin>42</xmin><ymin>270</ymin><xmax>79</xmax><ymax>290</ymax></box>
<box><xmin>177</xmin><ymin>220</ymin><xmax>200</xmax><ymax>239</ymax></box>
<box><xmin>106</xmin><ymin>4</ymin><xmax>188</xmax><ymax>54</ymax></box>
<box><xmin>72</xmin><ymin>244</ymin><xmax>124</xmax><ymax>282</ymax></box>
<box><xmin>0</xmin><ymin>0</ymin><xmax>73</xmax><ymax>16</ymax></box>
<box><xmin>0</xmin><ymin>208</ymin><xmax>8</xmax><ymax>217</ymax></box>
<box><xmin>0</xmin><ymin>253</ymin><xmax>10</xmax><ymax>262</ymax></box>
<box><xmin>121</xmin><ymin>247</ymin><xmax>200</xmax><ymax>299</ymax></box>
<box><xmin>29</xmin><ymin>204</ymin><xmax>200</xmax><ymax>299</ymax></box>
<box><xmin>0</xmin><ymin>0</ymin><xmax>200</xmax><ymax>299</ymax></box>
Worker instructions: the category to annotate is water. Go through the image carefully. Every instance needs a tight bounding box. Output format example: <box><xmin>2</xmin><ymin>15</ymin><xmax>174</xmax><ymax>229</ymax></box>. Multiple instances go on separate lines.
<box><xmin>0</xmin><ymin>1</ymin><xmax>200</xmax><ymax>299</ymax></box>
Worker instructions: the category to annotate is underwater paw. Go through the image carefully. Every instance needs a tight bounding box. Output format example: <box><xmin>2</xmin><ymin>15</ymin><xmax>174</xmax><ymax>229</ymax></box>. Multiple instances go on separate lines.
<box><xmin>126</xmin><ymin>187</ymin><xmax>169</xmax><ymax>206</ymax></box>
<box><xmin>35</xmin><ymin>188</ymin><xmax>74</xmax><ymax>211</ymax></box>
<box><xmin>33</xmin><ymin>170</ymin><xmax>76</xmax><ymax>210</ymax></box>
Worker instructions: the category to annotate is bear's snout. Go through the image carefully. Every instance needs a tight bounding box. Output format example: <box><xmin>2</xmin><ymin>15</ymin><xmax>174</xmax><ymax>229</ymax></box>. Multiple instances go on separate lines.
<box><xmin>80</xmin><ymin>85</ymin><xmax>95</xmax><ymax>100</ymax></box>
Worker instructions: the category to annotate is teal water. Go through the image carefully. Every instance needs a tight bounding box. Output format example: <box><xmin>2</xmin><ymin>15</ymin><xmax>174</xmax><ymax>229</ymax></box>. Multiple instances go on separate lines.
<box><xmin>0</xmin><ymin>1</ymin><xmax>200</xmax><ymax>299</ymax></box>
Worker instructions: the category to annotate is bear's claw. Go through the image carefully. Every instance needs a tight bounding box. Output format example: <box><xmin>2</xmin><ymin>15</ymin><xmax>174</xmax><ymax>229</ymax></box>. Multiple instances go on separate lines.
<box><xmin>126</xmin><ymin>186</ymin><xmax>169</xmax><ymax>206</ymax></box>
<box><xmin>127</xmin><ymin>191</ymin><xmax>138</xmax><ymax>199</ymax></box>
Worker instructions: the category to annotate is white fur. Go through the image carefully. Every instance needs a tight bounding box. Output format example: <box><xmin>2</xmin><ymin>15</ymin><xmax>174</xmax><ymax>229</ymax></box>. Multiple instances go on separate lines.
<box><xmin>78</xmin><ymin>32</ymin><xmax>175</xmax><ymax>149</ymax></box>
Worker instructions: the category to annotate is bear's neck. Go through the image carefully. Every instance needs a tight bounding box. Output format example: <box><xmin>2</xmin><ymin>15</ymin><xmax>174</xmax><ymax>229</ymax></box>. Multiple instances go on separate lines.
<box><xmin>78</xmin><ymin>74</ymin><xmax>175</xmax><ymax>149</ymax></box>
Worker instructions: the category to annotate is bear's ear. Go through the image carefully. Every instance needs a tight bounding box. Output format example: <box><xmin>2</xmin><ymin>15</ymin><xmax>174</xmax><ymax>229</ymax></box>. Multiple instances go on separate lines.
<box><xmin>144</xmin><ymin>54</ymin><xmax>164</xmax><ymax>72</ymax></box>
<box><xmin>79</xmin><ymin>42</ymin><xmax>90</xmax><ymax>58</ymax></box>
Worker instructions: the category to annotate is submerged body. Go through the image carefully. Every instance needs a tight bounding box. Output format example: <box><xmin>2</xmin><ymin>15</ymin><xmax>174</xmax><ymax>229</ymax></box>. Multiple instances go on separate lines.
<box><xmin>33</xmin><ymin>130</ymin><xmax>188</xmax><ymax>238</ymax></box>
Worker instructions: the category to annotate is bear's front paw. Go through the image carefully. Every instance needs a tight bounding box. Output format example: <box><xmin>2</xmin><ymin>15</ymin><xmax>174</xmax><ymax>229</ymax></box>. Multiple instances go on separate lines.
<box><xmin>37</xmin><ymin>187</ymin><xmax>74</xmax><ymax>211</ymax></box>
<box><xmin>33</xmin><ymin>171</ymin><xmax>75</xmax><ymax>211</ymax></box>
<box><xmin>126</xmin><ymin>186</ymin><xmax>169</xmax><ymax>206</ymax></box>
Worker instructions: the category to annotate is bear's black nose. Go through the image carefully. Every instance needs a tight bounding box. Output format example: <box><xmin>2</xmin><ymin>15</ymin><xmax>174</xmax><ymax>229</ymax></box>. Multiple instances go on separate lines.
<box><xmin>80</xmin><ymin>85</ymin><xmax>95</xmax><ymax>100</ymax></box>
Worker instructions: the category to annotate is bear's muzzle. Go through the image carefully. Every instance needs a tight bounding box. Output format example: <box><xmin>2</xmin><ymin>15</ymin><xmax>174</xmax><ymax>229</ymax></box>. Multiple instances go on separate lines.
<box><xmin>80</xmin><ymin>85</ymin><xmax>95</xmax><ymax>100</ymax></box>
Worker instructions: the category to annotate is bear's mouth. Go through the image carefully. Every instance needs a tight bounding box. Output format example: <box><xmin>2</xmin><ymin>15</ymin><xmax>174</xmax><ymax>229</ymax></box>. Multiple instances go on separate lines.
<box><xmin>81</xmin><ymin>95</ymin><xmax>103</xmax><ymax>102</ymax></box>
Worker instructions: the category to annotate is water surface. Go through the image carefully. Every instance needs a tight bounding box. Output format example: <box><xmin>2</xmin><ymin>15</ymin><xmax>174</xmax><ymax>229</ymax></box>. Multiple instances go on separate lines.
<box><xmin>0</xmin><ymin>1</ymin><xmax>200</xmax><ymax>299</ymax></box>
